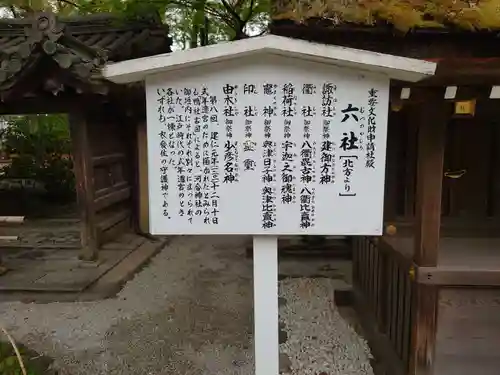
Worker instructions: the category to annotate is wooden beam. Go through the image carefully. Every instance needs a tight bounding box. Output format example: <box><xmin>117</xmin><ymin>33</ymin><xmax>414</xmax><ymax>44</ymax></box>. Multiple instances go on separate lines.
<box><xmin>352</xmin><ymin>288</ymin><xmax>407</xmax><ymax>375</ymax></box>
<box><xmin>93</xmin><ymin>187</ymin><xmax>131</xmax><ymax>212</ymax></box>
<box><xmin>92</xmin><ymin>153</ymin><xmax>125</xmax><ymax>167</ymax></box>
<box><xmin>413</xmin><ymin>88</ymin><xmax>448</xmax><ymax>266</ymax></box>
<box><xmin>409</xmin><ymin>87</ymin><xmax>448</xmax><ymax>375</ymax></box>
<box><xmin>0</xmin><ymin>216</ymin><xmax>24</xmax><ymax>225</ymax></box>
<box><xmin>0</xmin><ymin>95</ymin><xmax>106</xmax><ymax>115</ymax></box>
<box><xmin>69</xmin><ymin>112</ymin><xmax>98</xmax><ymax>261</ymax></box>
<box><xmin>417</xmin><ymin>267</ymin><xmax>500</xmax><ymax>286</ymax></box>
<box><xmin>94</xmin><ymin>181</ymin><xmax>128</xmax><ymax>199</ymax></box>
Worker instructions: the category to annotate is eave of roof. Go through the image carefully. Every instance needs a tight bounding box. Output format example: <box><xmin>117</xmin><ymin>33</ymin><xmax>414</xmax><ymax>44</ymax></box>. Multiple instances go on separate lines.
<box><xmin>0</xmin><ymin>12</ymin><xmax>172</xmax><ymax>100</ymax></box>
<box><xmin>103</xmin><ymin>34</ymin><xmax>436</xmax><ymax>84</ymax></box>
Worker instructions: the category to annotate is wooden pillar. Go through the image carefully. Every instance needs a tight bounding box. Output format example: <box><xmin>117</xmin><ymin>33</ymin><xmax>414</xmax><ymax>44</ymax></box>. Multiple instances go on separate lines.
<box><xmin>137</xmin><ymin>121</ymin><xmax>150</xmax><ymax>233</ymax></box>
<box><xmin>69</xmin><ymin>112</ymin><xmax>98</xmax><ymax>261</ymax></box>
<box><xmin>409</xmin><ymin>87</ymin><xmax>447</xmax><ymax>375</ymax></box>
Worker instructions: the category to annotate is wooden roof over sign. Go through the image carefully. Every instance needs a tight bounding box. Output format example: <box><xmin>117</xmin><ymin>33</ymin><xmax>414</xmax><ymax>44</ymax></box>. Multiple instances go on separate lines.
<box><xmin>0</xmin><ymin>12</ymin><xmax>172</xmax><ymax>101</ymax></box>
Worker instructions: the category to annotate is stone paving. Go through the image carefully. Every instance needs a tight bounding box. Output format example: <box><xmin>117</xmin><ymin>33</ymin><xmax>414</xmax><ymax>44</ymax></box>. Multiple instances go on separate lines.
<box><xmin>0</xmin><ymin>236</ymin><xmax>366</xmax><ymax>375</ymax></box>
<box><xmin>1</xmin><ymin>217</ymin><xmax>80</xmax><ymax>249</ymax></box>
<box><xmin>0</xmin><ymin>216</ymin><xmax>146</xmax><ymax>293</ymax></box>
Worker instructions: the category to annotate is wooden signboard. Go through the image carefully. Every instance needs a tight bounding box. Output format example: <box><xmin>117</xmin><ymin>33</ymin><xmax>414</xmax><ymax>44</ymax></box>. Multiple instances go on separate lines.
<box><xmin>103</xmin><ymin>35</ymin><xmax>436</xmax><ymax>375</ymax></box>
<box><xmin>145</xmin><ymin>57</ymin><xmax>390</xmax><ymax>236</ymax></box>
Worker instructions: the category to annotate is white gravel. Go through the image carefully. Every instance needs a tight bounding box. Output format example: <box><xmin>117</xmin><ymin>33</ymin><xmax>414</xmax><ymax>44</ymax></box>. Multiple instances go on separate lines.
<box><xmin>279</xmin><ymin>278</ymin><xmax>374</xmax><ymax>375</ymax></box>
<box><xmin>0</xmin><ymin>236</ymin><xmax>374</xmax><ymax>375</ymax></box>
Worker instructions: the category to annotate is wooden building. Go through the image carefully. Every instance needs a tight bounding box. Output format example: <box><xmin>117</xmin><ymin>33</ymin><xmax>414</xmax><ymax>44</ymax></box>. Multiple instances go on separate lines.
<box><xmin>0</xmin><ymin>12</ymin><xmax>172</xmax><ymax>260</ymax></box>
<box><xmin>272</xmin><ymin>3</ymin><xmax>500</xmax><ymax>375</ymax></box>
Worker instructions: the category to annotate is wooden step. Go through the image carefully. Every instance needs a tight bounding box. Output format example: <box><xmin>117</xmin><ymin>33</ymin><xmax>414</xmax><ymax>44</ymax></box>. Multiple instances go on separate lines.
<box><xmin>0</xmin><ymin>216</ymin><xmax>24</xmax><ymax>226</ymax></box>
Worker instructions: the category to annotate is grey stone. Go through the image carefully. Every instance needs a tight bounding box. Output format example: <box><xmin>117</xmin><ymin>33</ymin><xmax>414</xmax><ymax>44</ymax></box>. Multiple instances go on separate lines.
<box><xmin>279</xmin><ymin>329</ymin><xmax>288</xmax><ymax>344</ymax></box>
<box><xmin>279</xmin><ymin>353</ymin><xmax>292</xmax><ymax>373</ymax></box>
<box><xmin>278</xmin><ymin>297</ymin><xmax>287</xmax><ymax>307</ymax></box>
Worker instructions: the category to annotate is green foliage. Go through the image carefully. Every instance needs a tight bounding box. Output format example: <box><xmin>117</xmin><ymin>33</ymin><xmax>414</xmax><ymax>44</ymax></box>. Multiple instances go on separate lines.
<box><xmin>0</xmin><ymin>114</ymin><xmax>75</xmax><ymax>203</ymax></box>
<box><xmin>274</xmin><ymin>0</ymin><xmax>500</xmax><ymax>32</ymax></box>
<box><xmin>0</xmin><ymin>340</ymin><xmax>53</xmax><ymax>375</ymax></box>
<box><xmin>0</xmin><ymin>0</ymin><xmax>271</xmax><ymax>48</ymax></box>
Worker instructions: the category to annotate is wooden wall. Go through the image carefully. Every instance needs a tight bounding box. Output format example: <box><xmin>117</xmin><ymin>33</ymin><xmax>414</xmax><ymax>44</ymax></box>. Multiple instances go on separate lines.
<box><xmin>86</xmin><ymin>107</ymin><xmax>135</xmax><ymax>246</ymax></box>
<box><xmin>70</xmin><ymin>105</ymin><xmax>137</xmax><ymax>259</ymax></box>
<box><xmin>270</xmin><ymin>22</ymin><xmax>500</xmax><ymax>60</ymax></box>
<box><xmin>435</xmin><ymin>288</ymin><xmax>500</xmax><ymax>375</ymax></box>
<box><xmin>384</xmin><ymin>94</ymin><xmax>500</xmax><ymax>233</ymax></box>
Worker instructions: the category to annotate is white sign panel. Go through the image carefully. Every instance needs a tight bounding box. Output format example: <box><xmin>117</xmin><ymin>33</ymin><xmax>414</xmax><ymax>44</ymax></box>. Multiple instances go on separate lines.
<box><xmin>146</xmin><ymin>57</ymin><xmax>389</xmax><ymax>235</ymax></box>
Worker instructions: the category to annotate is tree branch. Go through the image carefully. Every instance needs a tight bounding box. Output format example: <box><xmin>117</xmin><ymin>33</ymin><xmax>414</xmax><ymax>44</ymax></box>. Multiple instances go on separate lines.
<box><xmin>9</xmin><ymin>6</ymin><xmax>19</xmax><ymax>18</ymax></box>
<box><xmin>220</xmin><ymin>0</ymin><xmax>243</xmax><ymax>25</ymax></box>
<box><xmin>57</xmin><ymin>0</ymin><xmax>81</xmax><ymax>9</ymax></box>
<box><xmin>243</xmin><ymin>0</ymin><xmax>256</xmax><ymax>22</ymax></box>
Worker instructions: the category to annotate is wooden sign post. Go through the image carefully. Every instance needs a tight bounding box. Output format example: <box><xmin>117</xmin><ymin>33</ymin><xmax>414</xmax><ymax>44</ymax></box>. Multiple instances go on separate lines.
<box><xmin>253</xmin><ymin>236</ymin><xmax>279</xmax><ymax>375</ymax></box>
<box><xmin>103</xmin><ymin>35</ymin><xmax>436</xmax><ymax>375</ymax></box>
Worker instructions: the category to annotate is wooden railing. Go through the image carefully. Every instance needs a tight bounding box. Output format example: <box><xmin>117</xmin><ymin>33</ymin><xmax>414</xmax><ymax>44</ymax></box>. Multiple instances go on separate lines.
<box><xmin>352</xmin><ymin>236</ymin><xmax>415</xmax><ymax>373</ymax></box>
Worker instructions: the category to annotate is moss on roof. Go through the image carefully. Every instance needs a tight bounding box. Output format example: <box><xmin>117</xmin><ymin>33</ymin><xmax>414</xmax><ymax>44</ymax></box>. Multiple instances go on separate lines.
<box><xmin>273</xmin><ymin>0</ymin><xmax>500</xmax><ymax>32</ymax></box>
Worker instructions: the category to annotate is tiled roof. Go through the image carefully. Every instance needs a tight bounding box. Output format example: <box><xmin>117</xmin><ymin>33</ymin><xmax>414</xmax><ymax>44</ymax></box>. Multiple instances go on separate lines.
<box><xmin>0</xmin><ymin>12</ymin><xmax>172</xmax><ymax>99</ymax></box>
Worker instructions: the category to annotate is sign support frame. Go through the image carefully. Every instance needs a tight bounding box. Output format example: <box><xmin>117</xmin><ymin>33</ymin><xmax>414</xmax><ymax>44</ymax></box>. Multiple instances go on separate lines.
<box><xmin>253</xmin><ymin>235</ymin><xmax>279</xmax><ymax>375</ymax></box>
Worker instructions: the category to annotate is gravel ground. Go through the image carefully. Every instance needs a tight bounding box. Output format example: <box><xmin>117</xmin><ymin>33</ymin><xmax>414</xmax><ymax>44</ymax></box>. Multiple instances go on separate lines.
<box><xmin>279</xmin><ymin>278</ymin><xmax>374</xmax><ymax>375</ymax></box>
<box><xmin>0</xmin><ymin>236</ymin><xmax>373</xmax><ymax>375</ymax></box>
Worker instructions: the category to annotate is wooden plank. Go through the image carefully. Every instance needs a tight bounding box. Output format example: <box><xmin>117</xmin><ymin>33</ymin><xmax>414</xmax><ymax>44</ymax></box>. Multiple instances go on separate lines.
<box><xmin>69</xmin><ymin>112</ymin><xmax>98</xmax><ymax>261</ymax></box>
<box><xmin>410</xmin><ymin>87</ymin><xmax>447</xmax><ymax>375</ymax></box>
<box><xmin>98</xmin><ymin>215</ymin><xmax>131</xmax><ymax>245</ymax></box>
<box><xmin>373</xmin><ymin>241</ymin><xmax>380</xmax><ymax>317</ymax></box>
<box><xmin>0</xmin><ymin>216</ymin><xmax>24</xmax><ymax>225</ymax></box>
<box><xmin>417</xmin><ymin>267</ymin><xmax>500</xmax><ymax>286</ymax></box>
<box><xmin>92</xmin><ymin>153</ymin><xmax>126</xmax><ymax>167</ymax></box>
<box><xmin>366</xmin><ymin>239</ymin><xmax>375</xmax><ymax>309</ymax></box>
<box><xmin>97</xmin><ymin>209</ymin><xmax>130</xmax><ymax>232</ymax></box>
<box><xmin>0</xmin><ymin>236</ymin><xmax>18</xmax><ymax>241</ymax></box>
<box><xmin>371</xmin><ymin>242</ymin><xmax>378</xmax><ymax>311</ymax></box>
<box><xmin>93</xmin><ymin>187</ymin><xmax>131</xmax><ymax>212</ymax></box>
<box><xmin>404</xmin><ymin>106</ymin><xmax>418</xmax><ymax>218</ymax></box>
<box><xmin>402</xmin><ymin>275</ymin><xmax>413</xmax><ymax>369</ymax></box>
<box><xmin>352</xmin><ymin>238</ymin><xmax>359</xmax><ymax>285</ymax></box>
<box><xmin>359</xmin><ymin>238</ymin><xmax>365</xmax><ymax>291</ymax></box>
<box><xmin>384</xmin><ymin>108</ymin><xmax>399</xmax><ymax>220</ymax></box>
<box><xmin>352</xmin><ymin>288</ymin><xmax>407</xmax><ymax>375</ymax></box>
<box><xmin>94</xmin><ymin>181</ymin><xmax>128</xmax><ymax>199</ymax></box>
<box><xmin>395</xmin><ymin>267</ymin><xmax>404</xmax><ymax>357</ymax></box>
<box><xmin>379</xmin><ymin>237</ymin><xmax>414</xmax><ymax>270</ymax></box>
<box><xmin>387</xmin><ymin>258</ymin><xmax>394</xmax><ymax>340</ymax></box>
<box><xmin>386</xmin><ymin>217</ymin><xmax>500</xmax><ymax>238</ymax></box>
<box><xmin>445</xmin><ymin>89</ymin><xmax>492</xmax><ymax>218</ymax></box>
<box><xmin>413</xmin><ymin>88</ymin><xmax>447</xmax><ymax>266</ymax></box>
<box><xmin>376</xmin><ymin>248</ymin><xmax>385</xmax><ymax>326</ymax></box>
<box><xmin>379</xmin><ymin>251</ymin><xmax>389</xmax><ymax>332</ymax></box>
<box><xmin>435</xmin><ymin>288</ymin><xmax>500</xmax><ymax>375</ymax></box>
<box><xmin>390</xmin><ymin>259</ymin><xmax>398</xmax><ymax>345</ymax></box>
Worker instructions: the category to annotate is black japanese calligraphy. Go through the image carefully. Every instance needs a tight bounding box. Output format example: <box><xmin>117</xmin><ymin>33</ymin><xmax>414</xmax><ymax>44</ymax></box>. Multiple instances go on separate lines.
<box><xmin>321</xmin><ymin>83</ymin><xmax>337</xmax><ymax>118</ymax></box>
<box><xmin>242</xmin><ymin>83</ymin><xmax>259</xmax><ymax>173</ymax></box>
<box><xmin>299</xmin><ymin>91</ymin><xmax>316</xmax><ymax>229</ymax></box>
<box><xmin>281</xmin><ymin>83</ymin><xmax>297</xmax><ymax>117</ymax></box>
<box><xmin>158</xmin><ymin>87</ymin><xmax>178</xmax><ymax>219</ymax></box>
<box><xmin>366</xmin><ymin>88</ymin><xmax>378</xmax><ymax>168</ymax></box>
<box><xmin>261</xmin><ymin>135</ymin><xmax>277</xmax><ymax>229</ymax></box>
<box><xmin>340</xmin><ymin>131</ymin><xmax>359</xmax><ymax>151</ymax></box>
<box><xmin>339</xmin><ymin>156</ymin><xmax>358</xmax><ymax>196</ymax></box>
<box><xmin>222</xmin><ymin>83</ymin><xmax>239</xmax><ymax>183</ymax></box>
<box><xmin>341</xmin><ymin>103</ymin><xmax>361</xmax><ymax>123</ymax></box>
<box><xmin>320</xmin><ymin>84</ymin><xmax>336</xmax><ymax>185</ymax></box>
